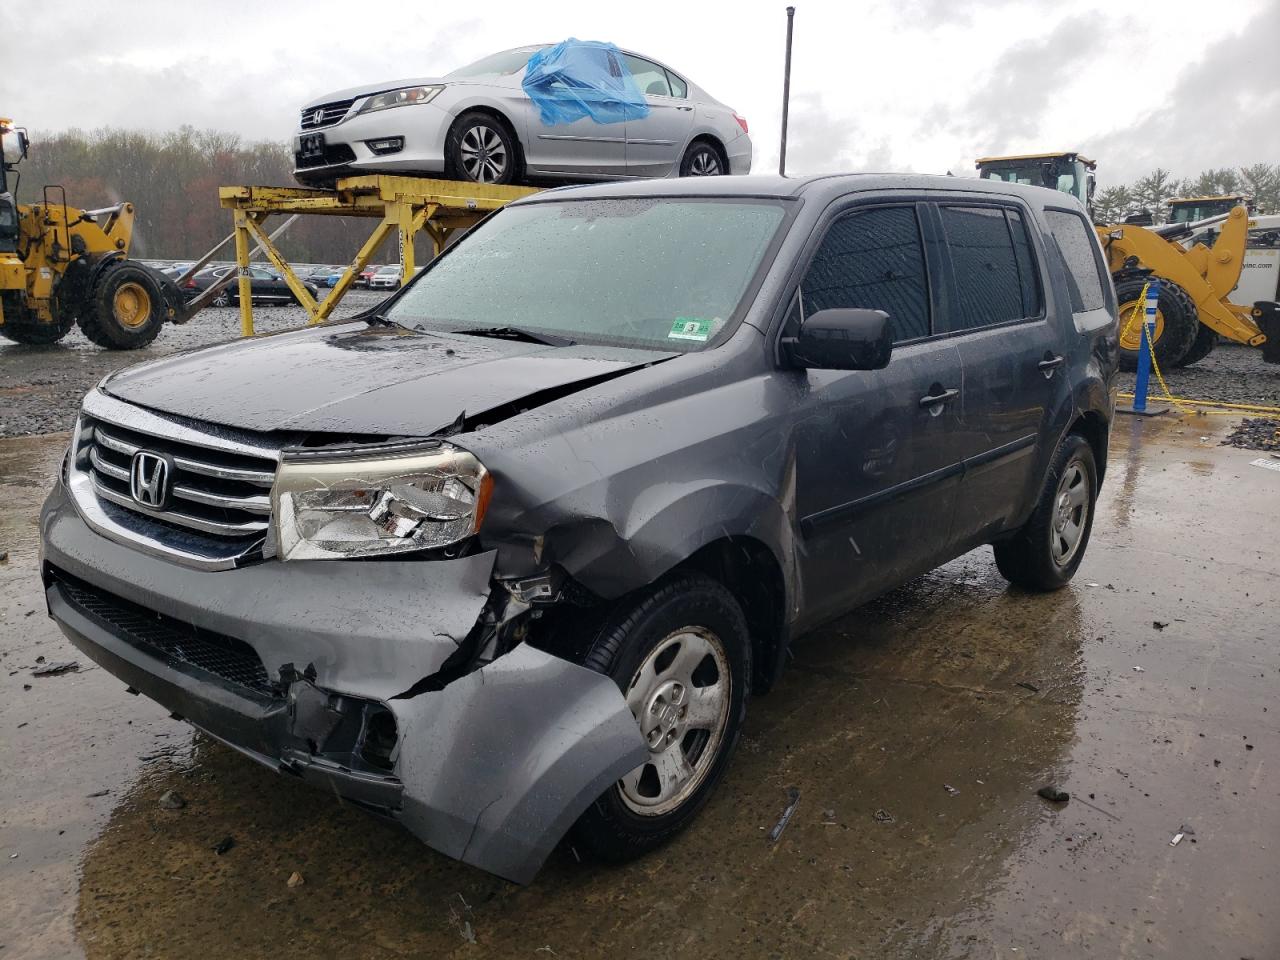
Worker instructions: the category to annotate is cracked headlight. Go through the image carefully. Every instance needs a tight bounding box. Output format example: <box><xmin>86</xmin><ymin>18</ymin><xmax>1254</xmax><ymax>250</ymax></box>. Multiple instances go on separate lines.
<box><xmin>272</xmin><ymin>443</ymin><xmax>492</xmax><ymax>561</ymax></box>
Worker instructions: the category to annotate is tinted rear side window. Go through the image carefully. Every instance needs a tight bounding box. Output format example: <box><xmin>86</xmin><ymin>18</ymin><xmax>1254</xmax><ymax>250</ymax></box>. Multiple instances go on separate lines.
<box><xmin>939</xmin><ymin>206</ymin><xmax>1029</xmax><ymax>331</ymax></box>
<box><xmin>1007</xmin><ymin>210</ymin><xmax>1043</xmax><ymax>318</ymax></box>
<box><xmin>801</xmin><ymin>206</ymin><xmax>930</xmax><ymax>342</ymax></box>
<box><xmin>1046</xmin><ymin>210</ymin><xmax>1107</xmax><ymax>312</ymax></box>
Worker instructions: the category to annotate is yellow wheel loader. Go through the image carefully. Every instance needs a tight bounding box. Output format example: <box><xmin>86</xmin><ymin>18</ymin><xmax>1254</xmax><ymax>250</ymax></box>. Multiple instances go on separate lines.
<box><xmin>0</xmin><ymin>119</ymin><xmax>188</xmax><ymax>349</ymax></box>
<box><xmin>976</xmin><ymin>153</ymin><xmax>1278</xmax><ymax>370</ymax></box>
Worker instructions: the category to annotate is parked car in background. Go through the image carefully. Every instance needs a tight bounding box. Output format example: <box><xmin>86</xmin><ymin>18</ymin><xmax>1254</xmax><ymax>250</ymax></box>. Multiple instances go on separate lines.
<box><xmin>368</xmin><ymin>264</ymin><xmax>403</xmax><ymax>289</ymax></box>
<box><xmin>354</xmin><ymin>265</ymin><xmax>380</xmax><ymax>288</ymax></box>
<box><xmin>42</xmin><ymin>174</ymin><xmax>1116</xmax><ymax>885</ymax></box>
<box><xmin>304</xmin><ymin>264</ymin><xmax>342</xmax><ymax>285</ymax></box>
<box><xmin>185</xmin><ymin>265</ymin><xmax>319</xmax><ymax>306</ymax></box>
<box><xmin>292</xmin><ymin>42</ymin><xmax>751</xmax><ymax>186</ymax></box>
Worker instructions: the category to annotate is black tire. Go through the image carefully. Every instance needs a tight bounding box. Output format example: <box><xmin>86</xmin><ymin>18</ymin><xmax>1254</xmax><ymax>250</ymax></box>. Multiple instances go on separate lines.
<box><xmin>570</xmin><ymin>572</ymin><xmax>750</xmax><ymax>863</ymax></box>
<box><xmin>1175</xmin><ymin>321</ymin><xmax>1218</xmax><ymax>367</ymax></box>
<box><xmin>0</xmin><ymin>292</ymin><xmax>74</xmax><ymax>345</ymax></box>
<box><xmin>79</xmin><ymin>262</ymin><xmax>165</xmax><ymax>349</ymax></box>
<box><xmin>1116</xmin><ymin>277</ymin><xmax>1198</xmax><ymax>371</ymax></box>
<box><xmin>993</xmin><ymin>433</ymin><xmax>1098</xmax><ymax>591</ymax></box>
<box><xmin>211</xmin><ymin>289</ymin><xmax>232</xmax><ymax>308</ymax></box>
<box><xmin>446</xmin><ymin>111</ymin><xmax>518</xmax><ymax>185</ymax></box>
<box><xmin>679</xmin><ymin>140</ymin><xmax>726</xmax><ymax>177</ymax></box>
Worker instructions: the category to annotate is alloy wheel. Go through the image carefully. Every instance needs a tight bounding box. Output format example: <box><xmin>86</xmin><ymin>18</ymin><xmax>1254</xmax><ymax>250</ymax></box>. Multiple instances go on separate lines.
<box><xmin>459</xmin><ymin>125</ymin><xmax>509</xmax><ymax>183</ymax></box>
<box><xmin>688</xmin><ymin>149</ymin><xmax>723</xmax><ymax>176</ymax></box>
<box><xmin>619</xmin><ymin>626</ymin><xmax>731</xmax><ymax>816</ymax></box>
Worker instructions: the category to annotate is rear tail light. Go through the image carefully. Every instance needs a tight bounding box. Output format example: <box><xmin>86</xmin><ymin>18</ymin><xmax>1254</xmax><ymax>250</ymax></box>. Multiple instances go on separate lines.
<box><xmin>184</xmin><ymin>279</ymin><xmax>196</xmax><ymax>289</ymax></box>
<box><xmin>734</xmin><ymin>114</ymin><xmax>749</xmax><ymax>134</ymax></box>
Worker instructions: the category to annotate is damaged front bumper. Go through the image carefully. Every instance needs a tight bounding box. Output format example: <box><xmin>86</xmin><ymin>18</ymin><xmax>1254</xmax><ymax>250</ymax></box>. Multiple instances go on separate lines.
<box><xmin>40</xmin><ymin>483</ymin><xmax>645</xmax><ymax>883</ymax></box>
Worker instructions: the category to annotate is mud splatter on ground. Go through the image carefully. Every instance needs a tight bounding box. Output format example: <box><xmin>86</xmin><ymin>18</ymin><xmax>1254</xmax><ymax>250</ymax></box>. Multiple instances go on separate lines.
<box><xmin>1222</xmin><ymin>416</ymin><xmax>1280</xmax><ymax>452</ymax></box>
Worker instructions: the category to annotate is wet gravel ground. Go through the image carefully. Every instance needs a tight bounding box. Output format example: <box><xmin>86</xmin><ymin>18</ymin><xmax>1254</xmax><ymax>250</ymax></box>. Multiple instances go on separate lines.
<box><xmin>1116</xmin><ymin>340</ymin><xmax>1280</xmax><ymax>407</ymax></box>
<box><xmin>4</xmin><ymin>314</ymin><xmax>1279</xmax><ymax>437</ymax></box>
<box><xmin>0</xmin><ymin>292</ymin><xmax>384</xmax><ymax>437</ymax></box>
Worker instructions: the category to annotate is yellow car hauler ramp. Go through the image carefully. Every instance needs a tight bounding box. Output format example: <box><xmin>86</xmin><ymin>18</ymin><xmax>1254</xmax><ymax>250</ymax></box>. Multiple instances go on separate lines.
<box><xmin>218</xmin><ymin>174</ymin><xmax>540</xmax><ymax>336</ymax></box>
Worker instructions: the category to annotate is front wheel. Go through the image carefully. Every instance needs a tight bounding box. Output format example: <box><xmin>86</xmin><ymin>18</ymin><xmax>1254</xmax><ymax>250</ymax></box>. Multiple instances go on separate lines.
<box><xmin>1116</xmin><ymin>277</ymin><xmax>1198</xmax><ymax>371</ymax></box>
<box><xmin>446</xmin><ymin>112</ymin><xmax>518</xmax><ymax>184</ymax></box>
<box><xmin>79</xmin><ymin>262</ymin><xmax>166</xmax><ymax>349</ymax></box>
<box><xmin>993</xmin><ymin>433</ymin><xmax>1098</xmax><ymax>591</ymax></box>
<box><xmin>571</xmin><ymin>573</ymin><xmax>750</xmax><ymax>862</ymax></box>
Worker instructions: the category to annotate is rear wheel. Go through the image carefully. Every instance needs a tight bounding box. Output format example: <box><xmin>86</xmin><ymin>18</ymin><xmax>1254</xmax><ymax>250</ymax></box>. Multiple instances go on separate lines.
<box><xmin>993</xmin><ymin>433</ymin><xmax>1098</xmax><ymax>591</ymax></box>
<box><xmin>1175</xmin><ymin>321</ymin><xmax>1218</xmax><ymax>367</ymax></box>
<box><xmin>679</xmin><ymin>140</ymin><xmax>725</xmax><ymax>177</ymax></box>
<box><xmin>79</xmin><ymin>262</ymin><xmax>166</xmax><ymax>349</ymax></box>
<box><xmin>0</xmin><ymin>292</ymin><xmax>74</xmax><ymax>345</ymax></box>
<box><xmin>446</xmin><ymin>112</ymin><xmax>518</xmax><ymax>185</ymax></box>
<box><xmin>570</xmin><ymin>573</ymin><xmax>750</xmax><ymax>862</ymax></box>
<box><xmin>1116</xmin><ymin>277</ymin><xmax>1198</xmax><ymax>371</ymax></box>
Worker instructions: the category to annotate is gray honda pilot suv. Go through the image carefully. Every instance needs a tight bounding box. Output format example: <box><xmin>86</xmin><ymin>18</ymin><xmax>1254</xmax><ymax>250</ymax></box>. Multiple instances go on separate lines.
<box><xmin>40</xmin><ymin>174</ymin><xmax>1118</xmax><ymax>883</ymax></box>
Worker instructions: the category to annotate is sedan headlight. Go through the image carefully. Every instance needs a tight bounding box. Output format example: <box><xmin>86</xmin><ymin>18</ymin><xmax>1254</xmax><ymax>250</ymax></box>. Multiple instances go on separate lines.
<box><xmin>357</xmin><ymin>85</ymin><xmax>445</xmax><ymax>115</ymax></box>
<box><xmin>272</xmin><ymin>443</ymin><xmax>492</xmax><ymax>561</ymax></box>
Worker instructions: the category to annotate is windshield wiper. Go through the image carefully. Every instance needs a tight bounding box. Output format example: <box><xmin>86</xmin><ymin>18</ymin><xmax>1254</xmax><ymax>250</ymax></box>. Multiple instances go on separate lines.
<box><xmin>365</xmin><ymin>313</ymin><xmax>411</xmax><ymax>330</ymax></box>
<box><xmin>452</xmin><ymin>325</ymin><xmax>576</xmax><ymax>347</ymax></box>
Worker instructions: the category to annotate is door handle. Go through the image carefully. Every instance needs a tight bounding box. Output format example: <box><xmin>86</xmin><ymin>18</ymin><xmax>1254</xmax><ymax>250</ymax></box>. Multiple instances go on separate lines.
<box><xmin>918</xmin><ymin>387</ymin><xmax>960</xmax><ymax>408</ymax></box>
<box><xmin>1038</xmin><ymin>355</ymin><xmax>1065</xmax><ymax>379</ymax></box>
<box><xmin>676</xmin><ymin>105</ymin><xmax>693</xmax><ymax>111</ymax></box>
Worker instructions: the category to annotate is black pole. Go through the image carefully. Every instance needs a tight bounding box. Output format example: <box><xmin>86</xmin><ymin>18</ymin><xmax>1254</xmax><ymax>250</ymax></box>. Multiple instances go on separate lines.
<box><xmin>779</xmin><ymin>6</ymin><xmax>795</xmax><ymax>176</ymax></box>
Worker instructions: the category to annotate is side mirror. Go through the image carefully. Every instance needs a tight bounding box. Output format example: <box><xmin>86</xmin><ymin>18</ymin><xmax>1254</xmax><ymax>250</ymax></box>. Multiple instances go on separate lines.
<box><xmin>783</xmin><ymin>308</ymin><xmax>893</xmax><ymax>371</ymax></box>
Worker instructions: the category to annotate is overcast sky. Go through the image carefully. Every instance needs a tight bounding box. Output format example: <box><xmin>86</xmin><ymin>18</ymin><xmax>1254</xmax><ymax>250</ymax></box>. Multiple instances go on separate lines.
<box><xmin>4</xmin><ymin>0</ymin><xmax>1276</xmax><ymax>186</ymax></box>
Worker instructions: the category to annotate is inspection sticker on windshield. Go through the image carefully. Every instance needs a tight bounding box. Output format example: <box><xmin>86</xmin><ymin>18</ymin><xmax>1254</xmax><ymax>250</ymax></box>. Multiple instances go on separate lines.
<box><xmin>669</xmin><ymin>317</ymin><xmax>715</xmax><ymax>341</ymax></box>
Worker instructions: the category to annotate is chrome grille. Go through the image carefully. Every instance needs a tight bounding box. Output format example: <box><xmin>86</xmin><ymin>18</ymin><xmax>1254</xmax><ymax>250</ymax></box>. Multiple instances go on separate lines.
<box><xmin>75</xmin><ymin>402</ymin><xmax>279</xmax><ymax>556</ymax></box>
<box><xmin>300</xmin><ymin>98</ymin><xmax>355</xmax><ymax>130</ymax></box>
<box><xmin>84</xmin><ymin>418</ymin><xmax>274</xmax><ymax>539</ymax></box>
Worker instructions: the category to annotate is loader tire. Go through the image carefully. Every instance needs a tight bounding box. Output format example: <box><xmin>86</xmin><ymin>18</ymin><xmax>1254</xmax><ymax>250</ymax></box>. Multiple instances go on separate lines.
<box><xmin>1116</xmin><ymin>277</ymin><xmax>1198</xmax><ymax>371</ymax></box>
<box><xmin>0</xmin><ymin>292</ymin><xmax>75</xmax><ymax>345</ymax></box>
<box><xmin>1175</xmin><ymin>322</ymin><xmax>1218</xmax><ymax>367</ymax></box>
<box><xmin>79</xmin><ymin>262</ymin><xmax>165</xmax><ymax>349</ymax></box>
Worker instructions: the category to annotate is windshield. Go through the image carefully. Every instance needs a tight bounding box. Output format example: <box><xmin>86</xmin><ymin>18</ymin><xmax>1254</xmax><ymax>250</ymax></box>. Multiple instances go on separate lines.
<box><xmin>1169</xmin><ymin>200</ymin><xmax>1238</xmax><ymax>223</ymax></box>
<box><xmin>447</xmin><ymin>45</ymin><xmax>546</xmax><ymax>78</ymax></box>
<box><xmin>385</xmin><ymin>198</ymin><xmax>788</xmax><ymax>351</ymax></box>
<box><xmin>983</xmin><ymin>161</ymin><xmax>1085</xmax><ymax>203</ymax></box>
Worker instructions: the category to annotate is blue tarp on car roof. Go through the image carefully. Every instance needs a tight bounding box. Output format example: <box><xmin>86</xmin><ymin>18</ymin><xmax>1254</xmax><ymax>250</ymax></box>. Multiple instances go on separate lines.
<box><xmin>521</xmin><ymin>38</ymin><xmax>650</xmax><ymax>126</ymax></box>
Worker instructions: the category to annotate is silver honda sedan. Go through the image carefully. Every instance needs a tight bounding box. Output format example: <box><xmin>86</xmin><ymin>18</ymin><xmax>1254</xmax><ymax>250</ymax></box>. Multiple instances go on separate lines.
<box><xmin>292</xmin><ymin>44</ymin><xmax>752</xmax><ymax>186</ymax></box>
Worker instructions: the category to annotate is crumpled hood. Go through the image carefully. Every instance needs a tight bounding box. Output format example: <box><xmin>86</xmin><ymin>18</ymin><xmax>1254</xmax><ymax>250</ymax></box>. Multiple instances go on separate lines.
<box><xmin>103</xmin><ymin>322</ymin><xmax>673</xmax><ymax>436</ymax></box>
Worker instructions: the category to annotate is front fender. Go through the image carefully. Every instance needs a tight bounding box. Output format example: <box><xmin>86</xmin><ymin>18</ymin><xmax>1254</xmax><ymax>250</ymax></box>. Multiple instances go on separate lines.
<box><xmin>535</xmin><ymin>479</ymin><xmax>795</xmax><ymax>607</ymax></box>
<box><xmin>393</xmin><ymin>643</ymin><xmax>645</xmax><ymax>884</ymax></box>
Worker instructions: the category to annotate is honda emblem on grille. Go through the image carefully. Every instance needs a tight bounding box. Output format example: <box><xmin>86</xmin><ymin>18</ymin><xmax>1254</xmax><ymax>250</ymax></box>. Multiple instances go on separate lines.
<box><xmin>311</xmin><ymin>108</ymin><xmax>325</xmax><ymax>125</ymax></box>
<box><xmin>130</xmin><ymin>451</ymin><xmax>174</xmax><ymax>509</ymax></box>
